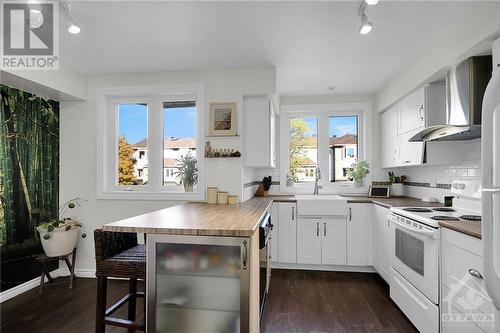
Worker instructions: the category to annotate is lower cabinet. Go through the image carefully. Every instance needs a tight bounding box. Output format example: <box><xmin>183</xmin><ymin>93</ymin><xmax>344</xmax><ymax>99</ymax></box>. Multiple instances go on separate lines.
<box><xmin>373</xmin><ymin>204</ymin><xmax>392</xmax><ymax>283</ymax></box>
<box><xmin>441</xmin><ymin>228</ymin><xmax>495</xmax><ymax>333</ymax></box>
<box><xmin>276</xmin><ymin>202</ymin><xmax>297</xmax><ymax>264</ymax></box>
<box><xmin>347</xmin><ymin>203</ymin><xmax>372</xmax><ymax>266</ymax></box>
<box><xmin>297</xmin><ymin>218</ymin><xmax>346</xmax><ymax>265</ymax></box>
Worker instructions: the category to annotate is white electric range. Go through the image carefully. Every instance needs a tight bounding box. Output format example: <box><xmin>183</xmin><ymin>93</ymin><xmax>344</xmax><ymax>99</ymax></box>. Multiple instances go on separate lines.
<box><xmin>388</xmin><ymin>180</ymin><xmax>481</xmax><ymax>333</ymax></box>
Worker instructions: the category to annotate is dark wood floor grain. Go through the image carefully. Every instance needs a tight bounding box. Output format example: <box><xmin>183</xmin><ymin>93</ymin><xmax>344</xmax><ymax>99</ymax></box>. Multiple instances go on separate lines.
<box><xmin>1</xmin><ymin>270</ymin><xmax>417</xmax><ymax>333</ymax></box>
<box><xmin>261</xmin><ymin>270</ymin><xmax>418</xmax><ymax>333</ymax></box>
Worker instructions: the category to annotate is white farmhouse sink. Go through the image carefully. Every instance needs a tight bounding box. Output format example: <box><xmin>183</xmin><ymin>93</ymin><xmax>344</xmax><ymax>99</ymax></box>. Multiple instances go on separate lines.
<box><xmin>295</xmin><ymin>195</ymin><xmax>347</xmax><ymax>217</ymax></box>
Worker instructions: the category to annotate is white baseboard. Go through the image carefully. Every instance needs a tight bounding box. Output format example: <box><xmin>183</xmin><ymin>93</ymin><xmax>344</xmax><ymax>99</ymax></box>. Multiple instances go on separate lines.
<box><xmin>271</xmin><ymin>262</ymin><xmax>377</xmax><ymax>273</ymax></box>
<box><xmin>0</xmin><ymin>267</ymin><xmax>96</xmax><ymax>303</ymax></box>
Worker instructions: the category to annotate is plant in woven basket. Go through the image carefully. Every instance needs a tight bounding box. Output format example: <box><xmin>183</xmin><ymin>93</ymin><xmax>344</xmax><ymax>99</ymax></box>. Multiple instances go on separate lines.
<box><xmin>36</xmin><ymin>198</ymin><xmax>88</xmax><ymax>257</ymax></box>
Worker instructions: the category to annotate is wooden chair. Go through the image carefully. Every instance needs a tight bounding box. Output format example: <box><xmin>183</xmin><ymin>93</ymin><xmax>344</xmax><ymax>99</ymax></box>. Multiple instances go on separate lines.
<box><xmin>94</xmin><ymin>229</ymin><xmax>146</xmax><ymax>333</ymax></box>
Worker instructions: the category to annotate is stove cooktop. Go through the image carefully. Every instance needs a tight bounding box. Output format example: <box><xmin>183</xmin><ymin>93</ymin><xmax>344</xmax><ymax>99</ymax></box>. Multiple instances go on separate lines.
<box><xmin>391</xmin><ymin>205</ymin><xmax>481</xmax><ymax>228</ymax></box>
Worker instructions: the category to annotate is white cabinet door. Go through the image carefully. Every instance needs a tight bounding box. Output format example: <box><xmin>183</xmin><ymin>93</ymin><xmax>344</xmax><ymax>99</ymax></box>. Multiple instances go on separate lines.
<box><xmin>397</xmin><ymin>129</ymin><xmax>424</xmax><ymax>166</ymax></box>
<box><xmin>398</xmin><ymin>88</ymin><xmax>425</xmax><ymax>135</ymax></box>
<box><xmin>380</xmin><ymin>106</ymin><xmax>398</xmax><ymax>168</ymax></box>
<box><xmin>277</xmin><ymin>203</ymin><xmax>296</xmax><ymax>264</ymax></box>
<box><xmin>373</xmin><ymin>204</ymin><xmax>391</xmax><ymax>283</ymax></box>
<box><xmin>270</xmin><ymin>203</ymin><xmax>279</xmax><ymax>263</ymax></box>
<box><xmin>297</xmin><ymin>219</ymin><xmax>322</xmax><ymax>264</ymax></box>
<box><xmin>322</xmin><ymin>219</ymin><xmax>347</xmax><ymax>265</ymax></box>
<box><xmin>243</xmin><ymin>95</ymin><xmax>276</xmax><ymax>168</ymax></box>
<box><xmin>347</xmin><ymin>204</ymin><xmax>372</xmax><ymax>266</ymax></box>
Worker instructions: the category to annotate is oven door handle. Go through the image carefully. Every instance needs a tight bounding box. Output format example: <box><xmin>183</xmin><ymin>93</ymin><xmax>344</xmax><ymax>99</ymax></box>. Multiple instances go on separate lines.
<box><xmin>388</xmin><ymin>215</ymin><xmax>437</xmax><ymax>239</ymax></box>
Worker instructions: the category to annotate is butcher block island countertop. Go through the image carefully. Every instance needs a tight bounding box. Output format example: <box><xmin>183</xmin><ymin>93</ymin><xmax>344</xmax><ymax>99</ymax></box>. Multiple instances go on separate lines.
<box><xmin>102</xmin><ymin>196</ymin><xmax>277</xmax><ymax>236</ymax></box>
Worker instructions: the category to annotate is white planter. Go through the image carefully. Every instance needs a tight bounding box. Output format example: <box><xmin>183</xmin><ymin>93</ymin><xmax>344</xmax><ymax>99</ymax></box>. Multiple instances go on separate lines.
<box><xmin>38</xmin><ymin>226</ymin><xmax>78</xmax><ymax>257</ymax></box>
<box><xmin>391</xmin><ymin>183</ymin><xmax>404</xmax><ymax>197</ymax></box>
<box><xmin>353</xmin><ymin>179</ymin><xmax>364</xmax><ymax>188</ymax></box>
<box><xmin>184</xmin><ymin>184</ymin><xmax>194</xmax><ymax>192</ymax></box>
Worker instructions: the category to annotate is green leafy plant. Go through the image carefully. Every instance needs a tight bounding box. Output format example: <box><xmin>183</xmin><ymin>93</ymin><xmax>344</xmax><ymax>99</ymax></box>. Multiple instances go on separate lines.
<box><xmin>174</xmin><ymin>152</ymin><xmax>198</xmax><ymax>188</ymax></box>
<box><xmin>347</xmin><ymin>160</ymin><xmax>370</xmax><ymax>181</ymax></box>
<box><xmin>36</xmin><ymin>198</ymin><xmax>87</xmax><ymax>240</ymax></box>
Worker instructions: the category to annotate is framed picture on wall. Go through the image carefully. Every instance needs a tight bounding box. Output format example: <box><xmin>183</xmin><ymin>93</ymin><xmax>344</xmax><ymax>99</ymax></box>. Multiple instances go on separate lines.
<box><xmin>209</xmin><ymin>102</ymin><xmax>237</xmax><ymax>136</ymax></box>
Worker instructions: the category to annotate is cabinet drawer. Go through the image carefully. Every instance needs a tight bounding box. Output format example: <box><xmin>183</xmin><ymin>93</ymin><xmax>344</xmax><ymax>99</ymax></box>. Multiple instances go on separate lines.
<box><xmin>441</xmin><ymin>285</ymin><xmax>492</xmax><ymax>333</ymax></box>
<box><xmin>441</xmin><ymin>230</ymin><xmax>495</xmax><ymax>316</ymax></box>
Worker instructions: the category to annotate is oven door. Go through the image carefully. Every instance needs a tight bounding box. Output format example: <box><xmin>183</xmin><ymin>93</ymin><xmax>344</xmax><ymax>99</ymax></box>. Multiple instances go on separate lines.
<box><xmin>389</xmin><ymin>214</ymin><xmax>439</xmax><ymax>304</ymax></box>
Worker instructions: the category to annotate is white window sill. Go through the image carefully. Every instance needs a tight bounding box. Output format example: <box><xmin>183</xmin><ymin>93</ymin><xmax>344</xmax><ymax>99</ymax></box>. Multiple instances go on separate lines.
<box><xmin>97</xmin><ymin>191</ymin><xmax>205</xmax><ymax>201</ymax></box>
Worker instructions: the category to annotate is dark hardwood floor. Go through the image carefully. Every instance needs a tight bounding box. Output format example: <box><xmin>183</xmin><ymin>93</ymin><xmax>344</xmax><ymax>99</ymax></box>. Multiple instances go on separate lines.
<box><xmin>1</xmin><ymin>270</ymin><xmax>417</xmax><ymax>333</ymax></box>
<box><xmin>261</xmin><ymin>270</ymin><xmax>418</xmax><ymax>333</ymax></box>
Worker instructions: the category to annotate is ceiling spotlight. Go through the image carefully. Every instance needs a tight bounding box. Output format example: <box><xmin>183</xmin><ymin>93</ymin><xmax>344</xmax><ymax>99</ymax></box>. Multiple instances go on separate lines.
<box><xmin>65</xmin><ymin>3</ymin><xmax>81</xmax><ymax>34</ymax></box>
<box><xmin>365</xmin><ymin>0</ymin><xmax>379</xmax><ymax>5</ymax></box>
<box><xmin>29</xmin><ymin>9</ymin><xmax>44</xmax><ymax>29</ymax></box>
<box><xmin>359</xmin><ymin>14</ymin><xmax>373</xmax><ymax>34</ymax></box>
<box><xmin>68</xmin><ymin>22</ymin><xmax>80</xmax><ymax>34</ymax></box>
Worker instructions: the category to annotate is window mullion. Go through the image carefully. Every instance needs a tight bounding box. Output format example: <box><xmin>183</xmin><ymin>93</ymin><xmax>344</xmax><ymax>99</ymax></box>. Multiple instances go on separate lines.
<box><xmin>318</xmin><ymin>113</ymin><xmax>329</xmax><ymax>186</ymax></box>
<box><xmin>148</xmin><ymin>97</ymin><xmax>163</xmax><ymax>191</ymax></box>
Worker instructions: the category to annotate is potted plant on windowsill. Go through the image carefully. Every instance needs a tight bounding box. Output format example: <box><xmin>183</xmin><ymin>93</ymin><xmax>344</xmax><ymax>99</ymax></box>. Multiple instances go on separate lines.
<box><xmin>175</xmin><ymin>152</ymin><xmax>198</xmax><ymax>192</ymax></box>
<box><xmin>347</xmin><ymin>161</ymin><xmax>370</xmax><ymax>188</ymax></box>
<box><xmin>36</xmin><ymin>198</ymin><xmax>88</xmax><ymax>257</ymax></box>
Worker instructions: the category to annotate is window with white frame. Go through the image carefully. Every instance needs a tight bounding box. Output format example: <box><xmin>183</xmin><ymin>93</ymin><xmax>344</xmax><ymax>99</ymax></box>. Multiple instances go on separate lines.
<box><xmin>281</xmin><ymin>105</ymin><xmax>365</xmax><ymax>190</ymax></box>
<box><xmin>98</xmin><ymin>84</ymin><xmax>205</xmax><ymax>200</ymax></box>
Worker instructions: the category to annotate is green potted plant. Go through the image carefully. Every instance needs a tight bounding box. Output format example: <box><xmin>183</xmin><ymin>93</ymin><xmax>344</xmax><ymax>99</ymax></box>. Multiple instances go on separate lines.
<box><xmin>347</xmin><ymin>161</ymin><xmax>370</xmax><ymax>188</ymax></box>
<box><xmin>175</xmin><ymin>152</ymin><xmax>198</xmax><ymax>192</ymax></box>
<box><xmin>36</xmin><ymin>198</ymin><xmax>87</xmax><ymax>257</ymax></box>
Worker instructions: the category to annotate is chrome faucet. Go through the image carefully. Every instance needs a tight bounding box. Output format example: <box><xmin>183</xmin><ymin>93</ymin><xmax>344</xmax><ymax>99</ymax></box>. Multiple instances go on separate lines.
<box><xmin>313</xmin><ymin>166</ymin><xmax>322</xmax><ymax>195</ymax></box>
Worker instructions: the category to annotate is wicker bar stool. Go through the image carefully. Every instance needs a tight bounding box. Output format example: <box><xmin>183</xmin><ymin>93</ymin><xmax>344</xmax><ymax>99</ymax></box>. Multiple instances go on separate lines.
<box><xmin>94</xmin><ymin>229</ymin><xmax>146</xmax><ymax>333</ymax></box>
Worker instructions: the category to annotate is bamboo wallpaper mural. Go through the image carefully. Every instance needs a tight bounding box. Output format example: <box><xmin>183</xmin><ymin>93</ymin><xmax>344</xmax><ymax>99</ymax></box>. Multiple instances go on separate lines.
<box><xmin>0</xmin><ymin>85</ymin><xmax>59</xmax><ymax>291</ymax></box>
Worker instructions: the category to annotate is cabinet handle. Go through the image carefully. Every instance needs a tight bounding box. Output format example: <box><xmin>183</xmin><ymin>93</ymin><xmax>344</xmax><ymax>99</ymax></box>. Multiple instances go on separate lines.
<box><xmin>242</xmin><ymin>240</ymin><xmax>248</xmax><ymax>270</ymax></box>
<box><xmin>419</xmin><ymin>105</ymin><xmax>424</xmax><ymax>122</ymax></box>
<box><xmin>291</xmin><ymin>206</ymin><xmax>295</xmax><ymax>221</ymax></box>
<box><xmin>468</xmin><ymin>269</ymin><xmax>483</xmax><ymax>279</ymax></box>
<box><xmin>324</xmin><ymin>222</ymin><xmax>326</xmax><ymax>236</ymax></box>
<box><xmin>316</xmin><ymin>223</ymin><xmax>319</xmax><ymax>237</ymax></box>
<box><xmin>349</xmin><ymin>207</ymin><xmax>352</xmax><ymax>221</ymax></box>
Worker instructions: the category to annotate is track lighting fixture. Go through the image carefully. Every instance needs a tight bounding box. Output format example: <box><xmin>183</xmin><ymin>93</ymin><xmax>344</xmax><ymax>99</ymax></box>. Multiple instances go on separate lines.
<box><xmin>358</xmin><ymin>1</ymin><xmax>375</xmax><ymax>35</ymax></box>
<box><xmin>65</xmin><ymin>3</ymin><xmax>80</xmax><ymax>34</ymax></box>
<box><xmin>359</xmin><ymin>14</ymin><xmax>373</xmax><ymax>34</ymax></box>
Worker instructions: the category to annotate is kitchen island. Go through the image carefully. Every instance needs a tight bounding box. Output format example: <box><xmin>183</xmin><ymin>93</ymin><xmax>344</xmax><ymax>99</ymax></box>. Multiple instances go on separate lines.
<box><xmin>103</xmin><ymin>196</ymin><xmax>275</xmax><ymax>333</ymax></box>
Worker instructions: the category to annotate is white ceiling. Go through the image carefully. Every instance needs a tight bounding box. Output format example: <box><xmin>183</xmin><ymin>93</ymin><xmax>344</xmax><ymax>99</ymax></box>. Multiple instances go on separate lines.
<box><xmin>60</xmin><ymin>1</ymin><xmax>474</xmax><ymax>95</ymax></box>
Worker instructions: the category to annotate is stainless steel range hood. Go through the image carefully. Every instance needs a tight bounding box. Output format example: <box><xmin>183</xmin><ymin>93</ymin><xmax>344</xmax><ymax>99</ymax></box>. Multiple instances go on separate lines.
<box><xmin>410</xmin><ymin>55</ymin><xmax>492</xmax><ymax>142</ymax></box>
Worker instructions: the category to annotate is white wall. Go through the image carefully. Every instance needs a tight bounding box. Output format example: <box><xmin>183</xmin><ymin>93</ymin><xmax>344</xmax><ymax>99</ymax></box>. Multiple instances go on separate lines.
<box><xmin>1</xmin><ymin>64</ymin><xmax>87</xmax><ymax>101</ymax></box>
<box><xmin>375</xmin><ymin>1</ymin><xmax>500</xmax><ymax>112</ymax></box>
<box><xmin>60</xmin><ymin>67</ymin><xmax>275</xmax><ymax>271</ymax></box>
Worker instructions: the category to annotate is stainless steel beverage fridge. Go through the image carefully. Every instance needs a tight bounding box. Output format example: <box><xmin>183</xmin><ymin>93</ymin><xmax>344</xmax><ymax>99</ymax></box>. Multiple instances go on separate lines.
<box><xmin>146</xmin><ymin>235</ymin><xmax>251</xmax><ymax>333</ymax></box>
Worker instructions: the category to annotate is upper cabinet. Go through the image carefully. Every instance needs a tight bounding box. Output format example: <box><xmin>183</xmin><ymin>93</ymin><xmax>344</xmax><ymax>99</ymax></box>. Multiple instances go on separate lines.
<box><xmin>243</xmin><ymin>95</ymin><xmax>277</xmax><ymax>168</ymax></box>
<box><xmin>380</xmin><ymin>82</ymin><xmax>449</xmax><ymax>168</ymax></box>
<box><xmin>380</xmin><ymin>105</ymin><xmax>399</xmax><ymax>168</ymax></box>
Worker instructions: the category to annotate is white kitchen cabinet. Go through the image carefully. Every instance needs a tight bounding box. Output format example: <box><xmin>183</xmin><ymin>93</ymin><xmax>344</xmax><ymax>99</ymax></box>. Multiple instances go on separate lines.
<box><xmin>297</xmin><ymin>219</ymin><xmax>322</xmax><ymax>265</ymax></box>
<box><xmin>397</xmin><ymin>82</ymin><xmax>446</xmax><ymax>135</ymax></box>
<box><xmin>347</xmin><ymin>204</ymin><xmax>372</xmax><ymax>266</ymax></box>
<box><xmin>270</xmin><ymin>203</ymin><xmax>279</xmax><ymax>263</ymax></box>
<box><xmin>397</xmin><ymin>129</ymin><xmax>424</xmax><ymax>166</ymax></box>
<box><xmin>373</xmin><ymin>204</ymin><xmax>391</xmax><ymax>283</ymax></box>
<box><xmin>441</xmin><ymin>228</ymin><xmax>495</xmax><ymax>332</ymax></box>
<box><xmin>243</xmin><ymin>95</ymin><xmax>276</xmax><ymax>168</ymax></box>
<box><xmin>322</xmin><ymin>219</ymin><xmax>347</xmax><ymax>265</ymax></box>
<box><xmin>397</xmin><ymin>88</ymin><xmax>426</xmax><ymax>135</ymax></box>
<box><xmin>380</xmin><ymin>82</ymin><xmax>446</xmax><ymax>168</ymax></box>
<box><xmin>380</xmin><ymin>106</ymin><xmax>399</xmax><ymax>168</ymax></box>
<box><xmin>277</xmin><ymin>202</ymin><xmax>296</xmax><ymax>264</ymax></box>
<box><xmin>297</xmin><ymin>218</ymin><xmax>346</xmax><ymax>265</ymax></box>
